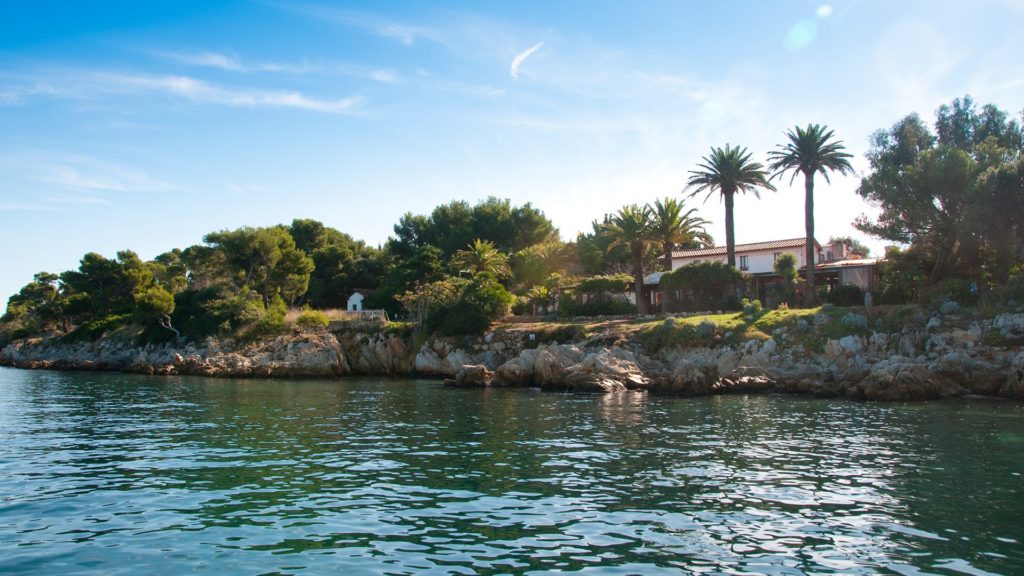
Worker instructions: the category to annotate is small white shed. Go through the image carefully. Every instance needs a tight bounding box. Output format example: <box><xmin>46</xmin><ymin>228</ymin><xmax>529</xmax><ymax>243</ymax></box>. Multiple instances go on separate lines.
<box><xmin>347</xmin><ymin>291</ymin><xmax>366</xmax><ymax>312</ymax></box>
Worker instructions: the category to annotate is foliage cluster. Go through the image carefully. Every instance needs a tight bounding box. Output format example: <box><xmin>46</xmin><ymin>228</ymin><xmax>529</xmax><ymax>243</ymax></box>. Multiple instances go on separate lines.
<box><xmin>659</xmin><ymin>262</ymin><xmax>744</xmax><ymax>312</ymax></box>
<box><xmin>858</xmin><ymin>96</ymin><xmax>1024</xmax><ymax>294</ymax></box>
<box><xmin>398</xmin><ymin>274</ymin><xmax>514</xmax><ymax>337</ymax></box>
<box><xmin>826</xmin><ymin>284</ymin><xmax>865</xmax><ymax>307</ymax></box>
<box><xmin>296</xmin><ymin>308</ymin><xmax>330</xmax><ymax>330</ymax></box>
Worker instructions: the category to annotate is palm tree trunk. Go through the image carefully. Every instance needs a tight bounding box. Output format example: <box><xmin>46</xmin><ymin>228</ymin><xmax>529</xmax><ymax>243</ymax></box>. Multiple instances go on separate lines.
<box><xmin>633</xmin><ymin>241</ymin><xmax>646</xmax><ymax>315</ymax></box>
<box><xmin>804</xmin><ymin>172</ymin><xmax>816</xmax><ymax>307</ymax></box>
<box><xmin>661</xmin><ymin>241</ymin><xmax>673</xmax><ymax>313</ymax></box>
<box><xmin>724</xmin><ymin>190</ymin><xmax>736</xmax><ymax>268</ymax></box>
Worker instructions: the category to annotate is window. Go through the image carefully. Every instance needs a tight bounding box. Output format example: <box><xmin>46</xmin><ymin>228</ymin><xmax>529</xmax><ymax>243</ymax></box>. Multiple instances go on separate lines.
<box><xmin>773</xmin><ymin>252</ymin><xmax>781</xmax><ymax>262</ymax></box>
<box><xmin>739</xmin><ymin>255</ymin><xmax>749</xmax><ymax>270</ymax></box>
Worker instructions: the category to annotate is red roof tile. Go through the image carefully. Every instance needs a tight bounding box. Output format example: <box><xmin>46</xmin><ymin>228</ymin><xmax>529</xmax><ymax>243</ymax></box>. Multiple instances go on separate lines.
<box><xmin>672</xmin><ymin>237</ymin><xmax>815</xmax><ymax>258</ymax></box>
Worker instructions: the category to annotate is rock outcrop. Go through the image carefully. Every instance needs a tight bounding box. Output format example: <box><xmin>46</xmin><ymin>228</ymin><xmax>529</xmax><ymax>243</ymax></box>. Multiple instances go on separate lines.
<box><xmin>3</xmin><ymin>307</ymin><xmax>1023</xmax><ymax>402</ymax></box>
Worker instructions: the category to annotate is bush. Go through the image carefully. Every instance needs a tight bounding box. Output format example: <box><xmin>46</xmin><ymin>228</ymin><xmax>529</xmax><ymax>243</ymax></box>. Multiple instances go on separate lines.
<box><xmin>638</xmin><ymin>318</ymin><xmax>719</xmax><ymax>353</ymax></box>
<box><xmin>424</xmin><ymin>274</ymin><xmax>514</xmax><ymax>336</ymax></box>
<box><xmin>172</xmin><ymin>286</ymin><xmax>267</xmax><ymax>339</ymax></box>
<box><xmin>558</xmin><ymin>296</ymin><xmax>636</xmax><ymax>318</ymax></box>
<box><xmin>919</xmin><ymin>278</ymin><xmax>978</xmax><ymax>307</ymax></box>
<box><xmin>741</xmin><ymin>298</ymin><xmax>764</xmax><ymax>319</ymax></box>
<box><xmin>576</xmin><ymin>274</ymin><xmax>633</xmax><ymax>294</ymax></box>
<box><xmin>64</xmin><ymin>314</ymin><xmax>132</xmax><ymax>342</ymax></box>
<box><xmin>841</xmin><ymin>312</ymin><xmax>868</xmax><ymax>330</ymax></box>
<box><xmin>827</xmin><ymin>284</ymin><xmax>865</xmax><ymax>307</ymax></box>
<box><xmin>660</xmin><ymin>262</ymin><xmax>745</xmax><ymax>312</ymax></box>
<box><xmin>296</xmin><ymin>308</ymin><xmax>329</xmax><ymax>330</ymax></box>
<box><xmin>511</xmin><ymin>295</ymin><xmax>530</xmax><ymax>316</ymax></box>
<box><xmin>253</xmin><ymin>294</ymin><xmax>288</xmax><ymax>335</ymax></box>
<box><xmin>980</xmin><ymin>274</ymin><xmax>1024</xmax><ymax>312</ymax></box>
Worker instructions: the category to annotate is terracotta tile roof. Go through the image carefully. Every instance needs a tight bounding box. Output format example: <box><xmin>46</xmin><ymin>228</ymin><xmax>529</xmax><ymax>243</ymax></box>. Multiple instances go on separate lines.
<box><xmin>813</xmin><ymin>257</ymin><xmax>883</xmax><ymax>269</ymax></box>
<box><xmin>672</xmin><ymin>237</ymin><xmax>813</xmax><ymax>258</ymax></box>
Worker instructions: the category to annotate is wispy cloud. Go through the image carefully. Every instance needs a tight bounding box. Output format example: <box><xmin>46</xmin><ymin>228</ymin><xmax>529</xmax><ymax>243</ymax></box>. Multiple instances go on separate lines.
<box><xmin>0</xmin><ymin>202</ymin><xmax>60</xmax><ymax>212</ymax></box>
<box><xmin>368</xmin><ymin>68</ymin><xmax>399</xmax><ymax>83</ymax></box>
<box><xmin>101</xmin><ymin>72</ymin><xmax>364</xmax><ymax>113</ymax></box>
<box><xmin>159</xmin><ymin>50</ymin><xmax>318</xmax><ymax>74</ymax></box>
<box><xmin>0</xmin><ymin>68</ymin><xmax>364</xmax><ymax>114</ymax></box>
<box><xmin>0</xmin><ymin>150</ymin><xmax>174</xmax><ymax>195</ymax></box>
<box><xmin>165</xmin><ymin>50</ymin><xmax>244</xmax><ymax>71</ymax></box>
<box><xmin>277</xmin><ymin>4</ymin><xmax>447</xmax><ymax>47</ymax></box>
<box><xmin>510</xmin><ymin>42</ymin><xmax>544</xmax><ymax>79</ymax></box>
<box><xmin>44</xmin><ymin>194</ymin><xmax>112</xmax><ymax>205</ymax></box>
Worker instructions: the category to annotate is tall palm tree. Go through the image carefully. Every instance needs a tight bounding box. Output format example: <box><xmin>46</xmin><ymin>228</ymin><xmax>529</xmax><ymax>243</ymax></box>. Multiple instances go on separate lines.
<box><xmin>451</xmin><ymin>239</ymin><xmax>511</xmax><ymax>278</ymax></box>
<box><xmin>768</xmin><ymin>124</ymin><xmax>854</xmax><ymax>306</ymax></box>
<box><xmin>603</xmin><ymin>204</ymin><xmax>654</xmax><ymax>314</ymax></box>
<box><xmin>686</xmin><ymin>144</ymin><xmax>775</xmax><ymax>268</ymax></box>
<box><xmin>650</xmin><ymin>197</ymin><xmax>714</xmax><ymax>272</ymax></box>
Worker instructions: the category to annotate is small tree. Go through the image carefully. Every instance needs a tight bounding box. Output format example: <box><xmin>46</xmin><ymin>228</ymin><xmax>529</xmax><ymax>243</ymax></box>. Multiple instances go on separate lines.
<box><xmin>603</xmin><ymin>205</ymin><xmax>654</xmax><ymax>314</ymax></box>
<box><xmin>451</xmin><ymin>239</ymin><xmax>511</xmax><ymax>278</ymax></box>
<box><xmin>769</xmin><ymin>124</ymin><xmax>854</xmax><ymax>306</ymax></box>
<box><xmin>135</xmin><ymin>285</ymin><xmax>179</xmax><ymax>339</ymax></box>
<box><xmin>773</xmin><ymin>253</ymin><xmax>798</xmax><ymax>307</ymax></box>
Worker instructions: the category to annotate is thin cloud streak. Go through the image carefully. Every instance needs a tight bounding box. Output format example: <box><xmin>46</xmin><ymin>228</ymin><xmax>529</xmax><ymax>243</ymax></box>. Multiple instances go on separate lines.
<box><xmin>275</xmin><ymin>3</ymin><xmax>448</xmax><ymax>47</ymax></box>
<box><xmin>44</xmin><ymin>194</ymin><xmax>112</xmax><ymax>205</ymax></box>
<box><xmin>0</xmin><ymin>68</ymin><xmax>365</xmax><ymax>114</ymax></box>
<box><xmin>510</xmin><ymin>42</ymin><xmax>543</xmax><ymax>79</ymax></box>
<box><xmin>0</xmin><ymin>149</ymin><xmax>175</xmax><ymax>194</ymax></box>
<box><xmin>159</xmin><ymin>50</ymin><xmax>319</xmax><ymax>74</ymax></box>
<box><xmin>0</xmin><ymin>202</ymin><xmax>60</xmax><ymax>212</ymax></box>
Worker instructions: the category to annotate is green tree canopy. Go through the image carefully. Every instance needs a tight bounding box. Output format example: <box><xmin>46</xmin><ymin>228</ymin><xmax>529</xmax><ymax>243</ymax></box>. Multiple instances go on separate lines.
<box><xmin>603</xmin><ymin>204</ymin><xmax>654</xmax><ymax>314</ymax></box>
<box><xmin>650</xmin><ymin>197</ymin><xmax>712</xmax><ymax>273</ymax></box>
<box><xmin>451</xmin><ymin>239</ymin><xmax>512</xmax><ymax>278</ymax></box>
<box><xmin>856</xmin><ymin>96</ymin><xmax>1024</xmax><ymax>284</ymax></box>
<box><xmin>687</xmin><ymin>144</ymin><xmax>775</xmax><ymax>268</ymax></box>
<box><xmin>387</xmin><ymin>197</ymin><xmax>557</xmax><ymax>260</ymax></box>
<box><xmin>289</xmin><ymin>219</ymin><xmax>383</xmax><ymax>308</ymax></box>
<box><xmin>202</xmin><ymin>226</ymin><xmax>314</xmax><ymax>307</ymax></box>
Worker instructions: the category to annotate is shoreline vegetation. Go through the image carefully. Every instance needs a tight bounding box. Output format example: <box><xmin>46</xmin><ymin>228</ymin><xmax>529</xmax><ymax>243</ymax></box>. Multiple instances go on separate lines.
<box><xmin>3</xmin><ymin>304</ymin><xmax>1024</xmax><ymax>402</ymax></box>
<box><xmin>3</xmin><ymin>96</ymin><xmax>1023</xmax><ymax>401</ymax></box>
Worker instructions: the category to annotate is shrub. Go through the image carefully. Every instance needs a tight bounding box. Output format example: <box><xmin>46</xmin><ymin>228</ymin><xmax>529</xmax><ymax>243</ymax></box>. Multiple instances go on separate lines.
<box><xmin>876</xmin><ymin>246</ymin><xmax>928</xmax><ymax>304</ymax></box>
<box><xmin>695</xmin><ymin>319</ymin><xmax>716</xmax><ymax>339</ymax></box>
<box><xmin>424</xmin><ymin>274</ymin><xmax>514</xmax><ymax>336</ymax></box>
<box><xmin>511</xmin><ymin>295</ymin><xmax>532</xmax><ymax>316</ymax></box>
<box><xmin>660</xmin><ymin>262</ymin><xmax>745</xmax><ymax>312</ymax></box>
<box><xmin>576</xmin><ymin>274</ymin><xmax>633</xmax><ymax>294</ymax></box>
<box><xmin>841</xmin><ymin>312</ymin><xmax>868</xmax><ymax>330</ymax></box>
<box><xmin>980</xmin><ymin>274</ymin><xmax>1024</xmax><ymax>312</ymax></box>
<box><xmin>919</xmin><ymin>278</ymin><xmax>978</xmax><ymax>307</ymax></box>
<box><xmin>558</xmin><ymin>296</ymin><xmax>636</xmax><ymax>318</ymax></box>
<box><xmin>64</xmin><ymin>314</ymin><xmax>132</xmax><ymax>342</ymax></box>
<box><xmin>827</xmin><ymin>284</ymin><xmax>865</xmax><ymax>307</ymax></box>
<box><xmin>296</xmin><ymin>308</ymin><xmax>329</xmax><ymax>330</ymax></box>
<box><xmin>741</xmin><ymin>298</ymin><xmax>764</xmax><ymax>319</ymax></box>
<box><xmin>253</xmin><ymin>294</ymin><xmax>288</xmax><ymax>335</ymax></box>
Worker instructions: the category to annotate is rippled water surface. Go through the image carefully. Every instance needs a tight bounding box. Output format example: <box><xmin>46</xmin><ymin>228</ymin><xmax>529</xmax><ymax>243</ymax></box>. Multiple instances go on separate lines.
<box><xmin>1</xmin><ymin>367</ymin><xmax>1023</xmax><ymax>575</ymax></box>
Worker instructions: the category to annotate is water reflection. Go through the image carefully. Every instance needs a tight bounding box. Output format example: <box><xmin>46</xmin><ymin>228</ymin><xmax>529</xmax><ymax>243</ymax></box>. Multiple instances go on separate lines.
<box><xmin>0</xmin><ymin>367</ymin><xmax>1022</xmax><ymax>575</ymax></box>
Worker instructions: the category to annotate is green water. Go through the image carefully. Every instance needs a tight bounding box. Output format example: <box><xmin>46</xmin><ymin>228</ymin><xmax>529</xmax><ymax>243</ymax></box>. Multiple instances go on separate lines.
<box><xmin>0</xmin><ymin>367</ymin><xmax>1022</xmax><ymax>575</ymax></box>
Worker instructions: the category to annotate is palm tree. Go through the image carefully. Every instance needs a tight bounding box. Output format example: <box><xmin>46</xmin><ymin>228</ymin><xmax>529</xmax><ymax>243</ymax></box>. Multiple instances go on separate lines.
<box><xmin>768</xmin><ymin>124</ymin><xmax>854</xmax><ymax>306</ymax></box>
<box><xmin>686</xmin><ymin>144</ymin><xmax>775</xmax><ymax>268</ymax></box>
<box><xmin>650</xmin><ymin>197</ymin><xmax>714</xmax><ymax>272</ymax></box>
<box><xmin>451</xmin><ymin>239</ymin><xmax>511</xmax><ymax>278</ymax></box>
<box><xmin>603</xmin><ymin>204</ymin><xmax>654</xmax><ymax>314</ymax></box>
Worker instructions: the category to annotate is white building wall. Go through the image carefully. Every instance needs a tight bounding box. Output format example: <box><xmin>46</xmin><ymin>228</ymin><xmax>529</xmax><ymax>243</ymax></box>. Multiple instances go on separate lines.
<box><xmin>672</xmin><ymin>248</ymin><xmax>805</xmax><ymax>274</ymax></box>
<box><xmin>347</xmin><ymin>292</ymin><xmax>365</xmax><ymax>311</ymax></box>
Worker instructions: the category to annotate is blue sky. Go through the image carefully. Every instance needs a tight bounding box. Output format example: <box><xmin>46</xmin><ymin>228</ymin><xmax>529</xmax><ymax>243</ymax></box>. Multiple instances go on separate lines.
<box><xmin>2</xmin><ymin>0</ymin><xmax>1022</xmax><ymax>307</ymax></box>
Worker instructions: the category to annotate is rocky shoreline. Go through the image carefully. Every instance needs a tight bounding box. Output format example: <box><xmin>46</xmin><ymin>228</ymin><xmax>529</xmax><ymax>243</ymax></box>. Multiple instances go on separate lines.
<box><xmin>3</xmin><ymin>310</ymin><xmax>1023</xmax><ymax>402</ymax></box>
